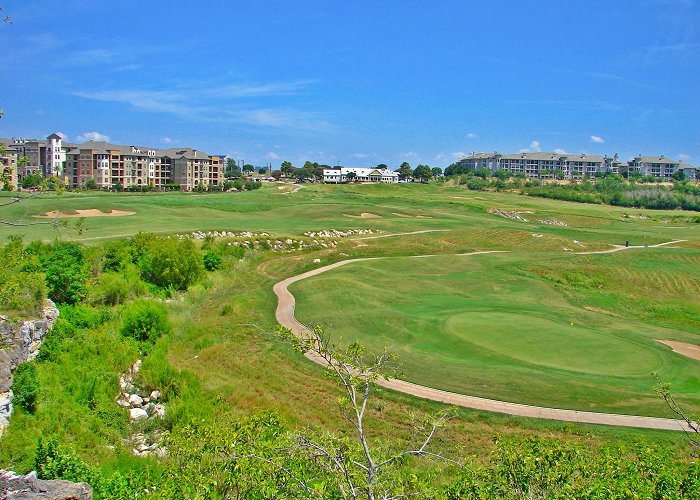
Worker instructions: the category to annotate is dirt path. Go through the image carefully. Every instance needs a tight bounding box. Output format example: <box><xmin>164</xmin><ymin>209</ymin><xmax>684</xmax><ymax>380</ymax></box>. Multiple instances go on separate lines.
<box><xmin>576</xmin><ymin>240</ymin><xmax>686</xmax><ymax>255</ymax></box>
<box><xmin>274</xmin><ymin>251</ymin><xmax>693</xmax><ymax>431</ymax></box>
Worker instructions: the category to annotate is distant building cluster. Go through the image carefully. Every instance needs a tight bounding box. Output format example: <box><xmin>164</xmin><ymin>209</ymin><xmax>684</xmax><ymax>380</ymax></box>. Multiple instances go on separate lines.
<box><xmin>323</xmin><ymin>167</ymin><xmax>399</xmax><ymax>183</ymax></box>
<box><xmin>0</xmin><ymin>133</ymin><xmax>223</xmax><ymax>191</ymax></box>
<box><xmin>457</xmin><ymin>152</ymin><xmax>697</xmax><ymax>181</ymax></box>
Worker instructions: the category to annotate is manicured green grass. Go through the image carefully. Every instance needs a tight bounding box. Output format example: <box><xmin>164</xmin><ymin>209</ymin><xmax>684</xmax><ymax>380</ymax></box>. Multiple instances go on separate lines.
<box><xmin>292</xmin><ymin>251</ymin><xmax>700</xmax><ymax>416</ymax></box>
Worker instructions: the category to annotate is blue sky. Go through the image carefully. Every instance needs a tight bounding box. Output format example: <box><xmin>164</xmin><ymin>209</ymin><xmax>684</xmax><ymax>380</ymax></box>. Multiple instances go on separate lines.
<box><xmin>1</xmin><ymin>0</ymin><xmax>699</xmax><ymax>167</ymax></box>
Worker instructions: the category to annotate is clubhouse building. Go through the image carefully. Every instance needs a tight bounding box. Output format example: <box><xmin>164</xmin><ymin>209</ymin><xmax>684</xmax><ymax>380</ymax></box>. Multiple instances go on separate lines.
<box><xmin>457</xmin><ymin>152</ymin><xmax>697</xmax><ymax>181</ymax></box>
<box><xmin>323</xmin><ymin>167</ymin><xmax>399</xmax><ymax>183</ymax></box>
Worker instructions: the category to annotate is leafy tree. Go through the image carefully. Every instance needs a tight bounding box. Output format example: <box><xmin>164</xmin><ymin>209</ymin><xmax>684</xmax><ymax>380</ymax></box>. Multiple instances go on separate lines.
<box><xmin>244</xmin><ymin>181</ymin><xmax>262</xmax><ymax>190</ymax></box>
<box><xmin>280</xmin><ymin>160</ymin><xmax>295</xmax><ymax>176</ymax></box>
<box><xmin>412</xmin><ymin>164</ymin><xmax>432</xmax><ymax>183</ymax></box>
<box><xmin>431</xmin><ymin>167</ymin><xmax>443</xmax><ymax>177</ymax></box>
<box><xmin>672</xmin><ymin>170</ymin><xmax>686</xmax><ymax>182</ymax></box>
<box><xmin>346</xmin><ymin>171</ymin><xmax>357</xmax><ymax>183</ymax></box>
<box><xmin>224</xmin><ymin>158</ymin><xmax>242</xmax><ymax>178</ymax></box>
<box><xmin>21</xmin><ymin>173</ymin><xmax>44</xmax><ymax>189</ymax></box>
<box><xmin>243</xmin><ymin>164</ymin><xmax>255</xmax><ymax>173</ymax></box>
<box><xmin>397</xmin><ymin>162</ymin><xmax>413</xmax><ymax>181</ymax></box>
<box><xmin>258</xmin><ymin>167</ymin><xmax>268</xmax><ymax>175</ymax></box>
<box><xmin>83</xmin><ymin>178</ymin><xmax>97</xmax><ymax>190</ymax></box>
<box><xmin>376</xmin><ymin>163</ymin><xmax>389</xmax><ymax>170</ymax></box>
<box><xmin>270</xmin><ymin>169</ymin><xmax>282</xmax><ymax>180</ymax></box>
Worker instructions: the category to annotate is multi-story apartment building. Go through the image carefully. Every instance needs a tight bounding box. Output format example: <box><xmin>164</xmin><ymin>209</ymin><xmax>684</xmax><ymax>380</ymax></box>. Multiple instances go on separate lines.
<box><xmin>629</xmin><ymin>155</ymin><xmax>682</xmax><ymax>181</ymax></box>
<box><xmin>63</xmin><ymin>143</ymin><xmax>221</xmax><ymax>190</ymax></box>
<box><xmin>0</xmin><ymin>142</ymin><xmax>18</xmax><ymax>190</ymax></box>
<box><xmin>457</xmin><ymin>151</ymin><xmax>694</xmax><ymax>180</ymax></box>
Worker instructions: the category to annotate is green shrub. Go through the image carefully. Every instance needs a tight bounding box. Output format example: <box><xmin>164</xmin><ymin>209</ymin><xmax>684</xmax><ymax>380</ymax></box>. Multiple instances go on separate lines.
<box><xmin>13</xmin><ymin>362</ymin><xmax>39</xmax><ymax>413</ymax></box>
<box><xmin>88</xmin><ymin>269</ymin><xmax>147</xmax><ymax>306</ymax></box>
<box><xmin>35</xmin><ymin>318</ymin><xmax>76</xmax><ymax>362</ymax></box>
<box><xmin>0</xmin><ymin>271</ymin><xmax>46</xmax><ymax>317</ymax></box>
<box><xmin>119</xmin><ymin>300</ymin><xmax>171</xmax><ymax>344</ymax></box>
<box><xmin>202</xmin><ymin>251</ymin><xmax>221</xmax><ymax>271</ymax></box>
<box><xmin>133</xmin><ymin>234</ymin><xmax>205</xmax><ymax>291</ymax></box>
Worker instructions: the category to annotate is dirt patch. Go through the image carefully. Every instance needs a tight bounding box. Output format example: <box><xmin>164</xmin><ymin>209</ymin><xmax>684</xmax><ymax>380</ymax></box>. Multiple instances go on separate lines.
<box><xmin>344</xmin><ymin>212</ymin><xmax>381</xmax><ymax>219</ymax></box>
<box><xmin>35</xmin><ymin>209</ymin><xmax>135</xmax><ymax>218</ymax></box>
<box><xmin>584</xmin><ymin>306</ymin><xmax>622</xmax><ymax>318</ymax></box>
<box><xmin>392</xmin><ymin>213</ymin><xmax>433</xmax><ymax>219</ymax></box>
<box><xmin>656</xmin><ymin>340</ymin><xmax>700</xmax><ymax>362</ymax></box>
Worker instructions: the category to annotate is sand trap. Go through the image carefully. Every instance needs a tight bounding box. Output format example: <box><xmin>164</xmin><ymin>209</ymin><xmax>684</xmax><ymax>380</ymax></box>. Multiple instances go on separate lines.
<box><xmin>393</xmin><ymin>212</ymin><xmax>412</xmax><ymax>218</ymax></box>
<box><xmin>35</xmin><ymin>209</ymin><xmax>135</xmax><ymax>218</ymax></box>
<box><xmin>656</xmin><ymin>340</ymin><xmax>700</xmax><ymax>362</ymax></box>
<box><xmin>416</xmin><ymin>215</ymin><xmax>433</xmax><ymax>219</ymax></box>
<box><xmin>344</xmin><ymin>212</ymin><xmax>381</xmax><ymax>219</ymax></box>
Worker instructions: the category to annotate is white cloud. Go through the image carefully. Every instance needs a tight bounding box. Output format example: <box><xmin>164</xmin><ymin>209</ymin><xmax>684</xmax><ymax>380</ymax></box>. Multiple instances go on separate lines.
<box><xmin>161</xmin><ymin>137</ymin><xmax>173</xmax><ymax>144</ymax></box>
<box><xmin>451</xmin><ymin>151</ymin><xmax>467</xmax><ymax>159</ymax></box>
<box><xmin>265</xmin><ymin>151</ymin><xmax>280</xmax><ymax>160</ymax></box>
<box><xmin>554</xmin><ymin>148</ymin><xmax>568</xmax><ymax>154</ymax></box>
<box><xmin>678</xmin><ymin>153</ymin><xmax>692</xmax><ymax>161</ymax></box>
<box><xmin>402</xmin><ymin>151</ymin><xmax>419</xmax><ymax>160</ymax></box>
<box><xmin>466</xmin><ymin>132</ymin><xmax>478</xmax><ymax>139</ymax></box>
<box><xmin>520</xmin><ymin>140</ymin><xmax>542</xmax><ymax>153</ymax></box>
<box><xmin>590</xmin><ymin>135</ymin><xmax>605</xmax><ymax>144</ymax></box>
<box><xmin>76</xmin><ymin>131</ymin><xmax>110</xmax><ymax>142</ymax></box>
<box><xmin>56</xmin><ymin>131</ymin><xmax>68</xmax><ymax>141</ymax></box>
<box><xmin>352</xmin><ymin>153</ymin><xmax>370</xmax><ymax>159</ymax></box>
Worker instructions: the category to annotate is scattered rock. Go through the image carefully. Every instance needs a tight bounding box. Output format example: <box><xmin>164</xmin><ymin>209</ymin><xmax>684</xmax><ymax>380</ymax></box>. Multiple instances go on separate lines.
<box><xmin>539</xmin><ymin>219</ymin><xmax>568</xmax><ymax>227</ymax></box>
<box><xmin>129</xmin><ymin>408</ymin><xmax>148</xmax><ymax>421</ymax></box>
<box><xmin>128</xmin><ymin>394</ymin><xmax>144</xmax><ymax>408</ymax></box>
<box><xmin>489</xmin><ymin>209</ymin><xmax>528</xmax><ymax>222</ymax></box>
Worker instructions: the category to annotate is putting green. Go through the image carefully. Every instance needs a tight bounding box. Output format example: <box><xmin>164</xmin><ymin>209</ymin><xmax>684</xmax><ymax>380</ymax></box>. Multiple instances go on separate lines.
<box><xmin>292</xmin><ymin>252</ymin><xmax>700</xmax><ymax>415</ymax></box>
<box><xmin>445</xmin><ymin>311</ymin><xmax>661</xmax><ymax>376</ymax></box>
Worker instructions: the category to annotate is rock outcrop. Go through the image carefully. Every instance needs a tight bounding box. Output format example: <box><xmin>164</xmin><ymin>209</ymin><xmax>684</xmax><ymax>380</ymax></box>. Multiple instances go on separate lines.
<box><xmin>0</xmin><ymin>301</ymin><xmax>59</xmax><ymax>432</ymax></box>
<box><xmin>0</xmin><ymin>470</ymin><xmax>92</xmax><ymax>499</ymax></box>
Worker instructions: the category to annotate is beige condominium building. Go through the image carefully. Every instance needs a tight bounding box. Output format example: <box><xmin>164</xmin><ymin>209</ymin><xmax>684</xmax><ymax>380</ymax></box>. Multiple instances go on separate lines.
<box><xmin>458</xmin><ymin>151</ymin><xmax>695</xmax><ymax>180</ymax></box>
<box><xmin>158</xmin><ymin>148</ymin><xmax>221</xmax><ymax>191</ymax></box>
<box><xmin>0</xmin><ymin>141</ymin><xmax>18</xmax><ymax>190</ymax></box>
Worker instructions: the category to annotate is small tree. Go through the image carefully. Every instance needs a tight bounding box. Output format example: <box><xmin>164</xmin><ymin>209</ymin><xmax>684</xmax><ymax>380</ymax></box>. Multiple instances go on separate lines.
<box><xmin>346</xmin><ymin>171</ymin><xmax>357</xmax><ymax>183</ymax></box>
<box><xmin>280</xmin><ymin>161</ymin><xmax>295</xmax><ymax>177</ymax></box>
<box><xmin>277</xmin><ymin>325</ymin><xmax>455</xmax><ymax>499</ymax></box>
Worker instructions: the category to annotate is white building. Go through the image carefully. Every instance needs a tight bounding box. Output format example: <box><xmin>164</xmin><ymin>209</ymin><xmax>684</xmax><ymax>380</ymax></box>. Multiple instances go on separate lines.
<box><xmin>323</xmin><ymin>167</ymin><xmax>399</xmax><ymax>183</ymax></box>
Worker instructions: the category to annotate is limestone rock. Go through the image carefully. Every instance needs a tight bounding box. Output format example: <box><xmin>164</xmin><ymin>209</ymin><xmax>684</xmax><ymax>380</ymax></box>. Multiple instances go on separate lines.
<box><xmin>129</xmin><ymin>408</ymin><xmax>148</xmax><ymax>421</ymax></box>
<box><xmin>0</xmin><ymin>470</ymin><xmax>92</xmax><ymax>499</ymax></box>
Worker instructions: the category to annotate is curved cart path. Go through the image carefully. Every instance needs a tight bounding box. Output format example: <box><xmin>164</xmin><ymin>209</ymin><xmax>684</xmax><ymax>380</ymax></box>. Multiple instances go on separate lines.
<box><xmin>576</xmin><ymin>239</ymin><xmax>686</xmax><ymax>255</ymax></box>
<box><xmin>274</xmin><ymin>250</ymin><xmax>694</xmax><ymax>432</ymax></box>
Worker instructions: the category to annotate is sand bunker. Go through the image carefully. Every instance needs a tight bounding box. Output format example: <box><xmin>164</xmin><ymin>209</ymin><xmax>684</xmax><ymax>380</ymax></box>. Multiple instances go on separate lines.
<box><xmin>35</xmin><ymin>209</ymin><xmax>135</xmax><ymax>218</ymax></box>
<box><xmin>656</xmin><ymin>340</ymin><xmax>700</xmax><ymax>362</ymax></box>
<box><xmin>344</xmin><ymin>212</ymin><xmax>381</xmax><ymax>219</ymax></box>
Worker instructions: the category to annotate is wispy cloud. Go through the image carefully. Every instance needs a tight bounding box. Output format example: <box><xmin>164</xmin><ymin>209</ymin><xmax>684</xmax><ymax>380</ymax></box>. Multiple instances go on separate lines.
<box><xmin>451</xmin><ymin>151</ymin><xmax>467</xmax><ymax>159</ymax></box>
<box><xmin>590</xmin><ymin>135</ymin><xmax>605</xmax><ymax>144</ymax></box>
<box><xmin>352</xmin><ymin>152</ymin><xmax>370</xmax><ymax>159</ymax></box>
<box><xmin>73</xmin><ymin>80</ymin><xmax>331</xmax><ymax>131</ymax></box>
<box><xmin>265</xmin><ymin>151</ymin><xmax>280</xmax><ymax>160</ymax></box>
<box><xmin>554</xmin><ymin>148</ymin><xmax>568</xmax><ymax>154</ymax></box>
<box><xmin>161</xmin><ymin>137</ymin><xmax>173</xmax><ymax>144</ymax></box>
<box><xmin>56</xmin><ymin>131</ymin><xmax>68</xmax><ymax>141</ymax></box>
<box><xmin>76</xmin><ymin>131</ymin><xmax>110</xmax><ymax>142</ymax></box>
<box><xmin>678</xmin><ymin>153</ymin><xmax>692</xmax><ymax>161</ymax></box>
<box><xmin>466</xmin><ymin>132</ymin><xmax>478</xmax><ymax>139</ymax></box>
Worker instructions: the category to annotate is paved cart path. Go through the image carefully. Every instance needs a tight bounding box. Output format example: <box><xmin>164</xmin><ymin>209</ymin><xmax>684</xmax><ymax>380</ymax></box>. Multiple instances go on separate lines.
<box><xmin>273</xmin><ymin>249</ymin><xmax>695</xmax><ymax>432</ymax></box>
